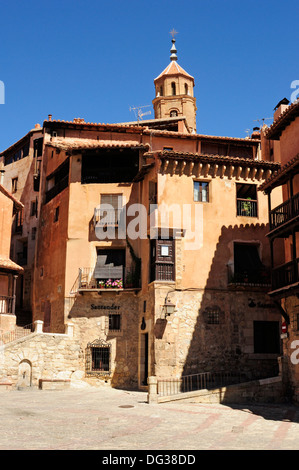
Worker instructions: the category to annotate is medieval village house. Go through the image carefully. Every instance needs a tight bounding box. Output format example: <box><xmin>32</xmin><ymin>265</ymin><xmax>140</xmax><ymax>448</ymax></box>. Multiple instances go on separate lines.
<box><xmin>0</xmin><ymin>38</ymin><xmax>288</xmax><ymax>397</ymax></box>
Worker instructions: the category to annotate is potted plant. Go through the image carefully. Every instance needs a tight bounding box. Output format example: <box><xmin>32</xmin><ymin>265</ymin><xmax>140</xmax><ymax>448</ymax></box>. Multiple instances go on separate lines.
<box><xmin>241</xmin><ymin>198</ymin><xmax>252</xmax><ymax>216</ymax></box>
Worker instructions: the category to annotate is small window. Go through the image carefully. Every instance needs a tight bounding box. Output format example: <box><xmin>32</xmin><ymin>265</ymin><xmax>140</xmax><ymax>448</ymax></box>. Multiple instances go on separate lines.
<box><xmin>15</xmin><ymin>209</ymin><xmax>23</xmax><ymax>233</ymax></box>
<box><xmin>185</xmin><ymin>83</ymin><xmax>189</xmax><ymax>95</ymax></box>
<box><xmin>11</xmin><ymin>177</ymin><xmax>18</xmax><ymax>193</ymax></box>
<box><xmin>170</xmin><ymin>110</ymin><xmax>178</xmax><ymax>117</ymax></box>
<box><xmin>194</xmin><ymin>181</ymin><xmax>209</xmax><ymax>202</ymax></box>
<box><xmin>203</xmin><ymin>306</ymin><xmax>223</xmax><ymax>325</ymax></box>
<box><xmin>31</xmin><ymin>227</ymin><xmax>37</xmax><ymax>240</ymax></box>
<box><xmin>54</xmin><ymin>206</ymin><xmax>59</xmax><ymax>222</ymax></box>
<box><xmin>161</xmin><ymin>245</ymin><xmax>169</xmax><ymax>256</ymax></box>
<box><xmin>236</xmin><ymin>184</ymin><xmax>258</xmax><ymax>217</ymax></box>
<box><xmin>95</xmin><ymin>194</ymin><xmax>123</xmax><ymax>227</ymax></box>
<box><xmin>109</xmin><ymin>314</ymin><xmax>121</xmax><ymax>331</ymax></box>
<box><xmin>207</xmin><ymin>309</ymin><xmax>220</xmax><ymax>325</ymax></box>
<box><xmin>150</xmin><ymin>239</ymin><xmax>175</xmax><ymax>282</ymax></box>
<box><xmin>86</xmin><ymin>340</ymin><xmax>111</xmax><ymax>375</ymax></box>
<box><xmin>30</xmin><ymin>200</ymin><xmax>38</xmax><ymax>217</ymax></box>
<box><xmin>171</xmin><ymin>82</ymin><xmax>176</xmax><ymax>96</ymax></box>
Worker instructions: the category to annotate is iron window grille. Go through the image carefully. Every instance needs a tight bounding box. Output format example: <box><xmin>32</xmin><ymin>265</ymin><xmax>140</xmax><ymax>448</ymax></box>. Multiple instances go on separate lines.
<box><xmin>207</xmin><ymin>309</ymin><xmax>220</xmax><ymax>324</ymax></box>
<box><xmin>109</xmin><ymin>314</ymin><xmax>121</xmax><ymax>331</ymax></box>
<box><xmin>85</xmin><ymin>339</ymin><xmax>111</xmax><ymax>375</ymax></box>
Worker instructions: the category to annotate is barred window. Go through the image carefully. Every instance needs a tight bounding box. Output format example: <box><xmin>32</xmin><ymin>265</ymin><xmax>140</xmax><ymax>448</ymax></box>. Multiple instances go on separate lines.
<box><xmin>203</xmin><ymin>306</ymin><xmax>223</xmax><ymax>325</ymax></box>
<box><xmin>85</xmin><ymin>340</ymin><xmax>111</xmax><ymax>375</ymax></box>
<box><xmin>109</xmin><ymin>314</ymin><xmax>121</xmax><ymax>331</ymax></box>
<box><xmin>207</xmin><ymin>309</ymin><xmax>220</xmax><ymax>324</ymax></box>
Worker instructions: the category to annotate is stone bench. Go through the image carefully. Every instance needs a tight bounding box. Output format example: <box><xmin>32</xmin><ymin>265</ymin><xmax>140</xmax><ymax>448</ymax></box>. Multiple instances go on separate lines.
<box><xmin>38</xmin><ymin>379</ymin><xmax>71</xmax><ymax>390</ymax></box>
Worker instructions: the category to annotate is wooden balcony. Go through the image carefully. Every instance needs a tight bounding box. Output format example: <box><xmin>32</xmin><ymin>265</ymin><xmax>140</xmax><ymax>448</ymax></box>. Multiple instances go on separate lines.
<box><xmin>271</xmin><ymin>258</ymin><xmax>299</xmax><ymax>292</ymax></box>
<box><xmin>269</xmin><ymin>193</ymin><xmax>299</xmax><ymax>235</ymax></box>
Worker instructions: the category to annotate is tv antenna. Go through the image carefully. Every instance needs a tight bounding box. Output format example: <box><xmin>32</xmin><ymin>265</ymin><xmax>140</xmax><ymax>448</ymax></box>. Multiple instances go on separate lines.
<box><xmin>245</xmin><ymin>129</ymin><xmax>251</xmax><ymax>137</ymax></box>
<box><xmin>129</xmin><ymin>105</ymin><xmax>152</xmax><ymax>122</ymax></box>
<box><xmin>253</xmin><ymin>117</ymin><xmax>272</xmax><ymax>128</ymax></box>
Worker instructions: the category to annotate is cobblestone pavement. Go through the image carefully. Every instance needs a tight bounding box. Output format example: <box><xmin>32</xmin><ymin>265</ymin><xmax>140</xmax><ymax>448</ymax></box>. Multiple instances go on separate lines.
<box><xmin>1</xmin><ymin>386</ymin><xmax>299</xmax><ymax>451</ymax></box>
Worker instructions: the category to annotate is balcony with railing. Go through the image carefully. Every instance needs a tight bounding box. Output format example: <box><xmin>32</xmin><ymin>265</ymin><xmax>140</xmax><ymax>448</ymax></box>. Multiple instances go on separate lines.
<box><xmin>236</xmin><ymin>198</ymin><xmax>258</xmax><ymax>217</ymax></box>
<box><xmin>228</xmin><ymin>265</ymin><xmax>271</xmax><ymax>287</ymax></box>
<box><xmin>271</xmin><ymin>258</ymin><xmax>299</xmax><ymax>292</ymax></box>
<box><xmin>71</xmin><ymin>266</ymin><xmax>141</xmax><ymax>293</ymax></box>
<box><xmin>269</xmin><ymin>192</ymin><xmax>299</xmax><ymax>234</ymax></box>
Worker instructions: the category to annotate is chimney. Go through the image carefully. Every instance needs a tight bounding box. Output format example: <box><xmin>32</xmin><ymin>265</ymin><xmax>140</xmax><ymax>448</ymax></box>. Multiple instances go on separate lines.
<box><xmin>273</xmin><ymin>98</ymin><xmax>289</xmax><ymax>121</ymax></box>
<box><xmin>0</xmin><ymin>169</ymin><xmax>4</xmax><ymax>186</ymax></box>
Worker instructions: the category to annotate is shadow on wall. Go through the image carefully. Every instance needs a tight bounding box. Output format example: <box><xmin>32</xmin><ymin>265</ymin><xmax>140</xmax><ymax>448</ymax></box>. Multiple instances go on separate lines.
<box><xmin>180</xmin><ymin>222</ymin><xmax>285</xmax><ymax>383</ymax></box>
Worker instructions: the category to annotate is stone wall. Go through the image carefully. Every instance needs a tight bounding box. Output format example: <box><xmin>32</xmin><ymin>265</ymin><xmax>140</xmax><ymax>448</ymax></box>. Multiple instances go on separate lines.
<box><xmin>68</xmin><ymin>291</ymin><xmax>140</xmax><ymax>389</ymax></box>
<box><xmin>152</xmin><ymin>285</ymin><xmax>282</xmax><ymax>380</ymax></box>
<box><xmin>0</xmin><ymin>322</ymin><xmax>83</xmax><ymax>389</ymax></box>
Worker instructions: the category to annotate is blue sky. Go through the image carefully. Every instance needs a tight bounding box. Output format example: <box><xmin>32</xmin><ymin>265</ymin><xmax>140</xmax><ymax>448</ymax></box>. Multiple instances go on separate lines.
<box><xmin>0</xmin><ymin>0</ymin><xmax>298</xmax><ymax>151</ymax></box>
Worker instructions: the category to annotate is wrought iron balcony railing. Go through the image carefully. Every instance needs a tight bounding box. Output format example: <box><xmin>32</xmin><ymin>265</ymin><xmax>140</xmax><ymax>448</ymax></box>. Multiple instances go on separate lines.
<box><xmin>76</xmin><ymin>266</ymin><xmax>141</xmax><ymax>291</ymax></box>
<box><xmin>237</xmin><ymin>198</ymin><xmax>258</xmax><ymax>217</ymax></box>
<box><xmin>228</xmin><ymin>265</ymin><xmax>271</xmax><ymax>286</ymax></box>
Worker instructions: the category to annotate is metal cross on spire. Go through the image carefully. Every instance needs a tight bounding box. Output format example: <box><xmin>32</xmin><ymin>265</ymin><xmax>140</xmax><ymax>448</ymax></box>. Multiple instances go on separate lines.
<box><xmin>169</xmin><ymin>28</ymin><xmax>178</xmax><ymax>39</ymax></box>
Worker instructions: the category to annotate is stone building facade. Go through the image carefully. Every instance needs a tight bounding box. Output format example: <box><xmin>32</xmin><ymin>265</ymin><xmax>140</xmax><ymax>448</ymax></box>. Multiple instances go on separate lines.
<box><xmin>0</xmin><ymin>38</ymin><xmax>286</xmax><ymax>391</ymax></box>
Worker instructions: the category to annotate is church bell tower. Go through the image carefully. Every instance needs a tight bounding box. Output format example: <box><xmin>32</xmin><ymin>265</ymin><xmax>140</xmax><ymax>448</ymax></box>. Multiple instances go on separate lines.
<box><xmin>152</xmin><ymin>31</ymin><xmax>197</xmax><ymax>133</ymax></box>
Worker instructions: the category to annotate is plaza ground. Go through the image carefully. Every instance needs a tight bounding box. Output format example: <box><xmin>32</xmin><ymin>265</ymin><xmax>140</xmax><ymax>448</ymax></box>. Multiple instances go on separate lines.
<box><xmin>0</xmin><ymin>385</ymin><xmax>299</xmax><ymax>450</ymax></box>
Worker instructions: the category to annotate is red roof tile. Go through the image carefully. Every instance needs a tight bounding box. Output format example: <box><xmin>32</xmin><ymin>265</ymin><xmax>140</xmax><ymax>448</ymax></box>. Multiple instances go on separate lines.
<box><xmin>46</xmin><ymin>138</ymin><xmax>150</xmax><ymax>151</ymax></box>
<box><xmin>0</xmin><ymin>258</ymin><xmax>23</xmax><ymax>272</ymax></box>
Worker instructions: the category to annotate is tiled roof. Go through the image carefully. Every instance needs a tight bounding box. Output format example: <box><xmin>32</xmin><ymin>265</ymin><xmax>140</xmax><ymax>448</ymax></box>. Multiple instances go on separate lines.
<box><xmin>258</xmin><ymin>153</ymin><xmax>299</xmax><ymax>192</ymax></box>
<box><xmin>154</xmin><ymin>61</ymin><xmax>194</xmax><ymax>82</ymax></box>
<box><xmin>44</xmin><ymin>119</ymin><xmax>144</xmax><ymax>132</ymax></box>
<box><xmin>0</xmin><ymin>258</ymin><xmax>23</xmax><ymax>272</ymax></box>
<box><xmin>265</xmin><ymin>100</ymin><xmax>299</xmax><ymax>139</ymax></box>
<box><xmin>150</xmin><ymin>149</ymin><xmax>281</xmax><ymax>169</ymax></box>
<box><xmin>43</xmin><ymin>117</ymin><xmax>260</xmax><ymax>143</ymax></box>
<box><xmin>142</xmin><ymin>128</ymin><xmax>260</xmax><ymax>144</ymax></box>
<box><xmin>46</xmin><ymin>138</ymin><xmax>150</xmax><ymax>151</ymax></box>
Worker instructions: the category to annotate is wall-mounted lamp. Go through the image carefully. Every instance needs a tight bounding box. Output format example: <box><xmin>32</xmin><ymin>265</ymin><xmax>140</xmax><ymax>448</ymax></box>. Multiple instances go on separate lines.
<box><xmin>162</xmin><ymin>298</ymin><xmax>176</xmax><ymax>318</ymax></box>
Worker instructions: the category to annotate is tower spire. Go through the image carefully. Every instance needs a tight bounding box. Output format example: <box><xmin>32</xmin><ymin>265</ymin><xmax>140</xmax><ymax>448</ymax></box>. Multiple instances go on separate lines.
<box><xmin>169</xmin><ymin>29</ymin><xmax>178</xmax><ymax>61</ymax></box>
